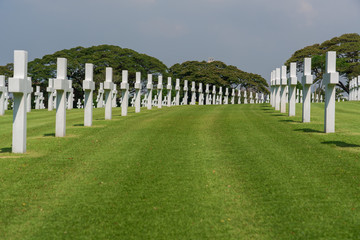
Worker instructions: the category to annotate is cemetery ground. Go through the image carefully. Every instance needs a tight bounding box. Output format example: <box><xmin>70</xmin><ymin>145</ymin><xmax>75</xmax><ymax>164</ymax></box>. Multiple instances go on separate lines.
<box><xmin>0</xmin><ymin>103</ymin><xmax>360</xmax><ymax>239</ymax></box>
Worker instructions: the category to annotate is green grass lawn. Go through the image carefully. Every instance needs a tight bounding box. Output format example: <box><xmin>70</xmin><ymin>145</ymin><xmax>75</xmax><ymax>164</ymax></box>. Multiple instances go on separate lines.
<box><xmin>0</xmin><ymin>102</ymin><xmax>360</xmax><ymax>239</ymax></box>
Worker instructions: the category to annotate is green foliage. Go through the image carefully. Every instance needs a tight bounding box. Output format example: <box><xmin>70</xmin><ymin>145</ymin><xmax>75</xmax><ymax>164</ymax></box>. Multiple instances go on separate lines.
<box><xmin>169</xmin><ymin>60</ymin><xmax>269</xmax><ymax>94</ymax></box>
<box><xmin>0</xmin><ymin>45</ymin><xmax>169</xmax><ymax>100</ymax></box>
<box><xmin>285</xmin><ymin>33</ymin><xmax>360</xmax><ymax>93</ymax></box>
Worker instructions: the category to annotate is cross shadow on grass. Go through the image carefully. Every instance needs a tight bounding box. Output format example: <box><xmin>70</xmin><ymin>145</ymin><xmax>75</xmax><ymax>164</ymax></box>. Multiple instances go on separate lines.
<box><xmin>321</xmin><ymin>141</ymin><xmax>360</xmax><ymax>148</ymax></box>
<box><xmin>43</xmin><ymin>133</ymin><xmax>55</xmax><ymax>137</ymax></box>
<box><xmin>73</xmin><ymin>124</ymin><xmax>84</xmax><ymax>127</ymax></box>
<box><xmin>271</xmin><ymin>114</ymin><xmax>285</xmax><ymax>117</ymax></box>
<box><xmin>294</xmin><ymin>128</ymin><xmax>323</xmax><ymax>133</ymax></box>
<box><xmin>0</xmin><ymin>147</ymin><xmax>12</xmax><ymax>153</ymax></box>
<box><xmin>279</xmin><ymin>119</ymin><xmax>295</xmax><ymax>122</ymax></box>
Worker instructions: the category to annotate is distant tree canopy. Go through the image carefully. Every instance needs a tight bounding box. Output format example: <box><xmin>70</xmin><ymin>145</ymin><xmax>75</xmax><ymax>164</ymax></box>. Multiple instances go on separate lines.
<box><xmin>0</xmin><ymin>45</ymin><xmax>269</xmax><ymax>101</ymax></box>
<box><xmin>0</xmin><ymin>45</ymin><xmax>169</xmax><ymax>100</ymax></box>
<box><xmin>285</xmin><ymin>33</ymin><xmax>360</xmax><ymax>93</ymax></box>
<box><xmin>169</xmin><ymin>61</ymin><xmax>269</xmax><ymax>94</ymax></box>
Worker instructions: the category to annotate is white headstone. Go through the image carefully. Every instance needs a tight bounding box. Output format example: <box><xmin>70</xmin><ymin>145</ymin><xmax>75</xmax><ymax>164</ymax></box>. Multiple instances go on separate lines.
<box><xmin>205</xmin><ymin>84</ymin><xmax>210</xmax><ymax>105</ymax></box>
<box><xmin>167</xmin><ymin>77</ymin><xmax>172</xmax><ymax>107</ymax></box>
<box><xmin>68</xmin><ymin>80</ymin><xmax>74</xmax><ymax>109</ymax></box>
<box><xmin>134</xmin><ymin>72</ymin><xmax>141</xmax><ymax>113</ymax></box>
<box><xmin>280</xmin><ymin>66</ymin><xmax>287</xmax><ymax>113</ymax></box>
<box><xmin>301</xmin><ymin>58</ymin><xmax>313</xmax><ymax>123</ymax></box>
<box><xmin>183</xmin><ymin>80</ymin><xmax>188</xmax><ymax>105</ymax></box>
<box><xmin>112</xmin><ymin>84</ymin><xmax>118</xmax><ymax>108</ymax></box>
<box><xmin>47</xmin><ymin>78</ymin><xmax>54</xmax><ymax>111</ymax></box>
<box><xmin>54</xmin><ymin>58</ymin><xmax>70</xmax><ymax>137</ymax></box>
<box><xmin>175</xmin><ymin>78</ymin><xmax>180</xmax><ymax>106</ymax></box>
<box><xmin>8</xmin><ymin>50</ymin><xmax>31</xmax><ymax>153</ymax></box>
<box><xmin>212</xmin><ymin>86</ymin><xmax>216</xmax><ymax>105</ymax></box>
<box><xmin>34</xmin><ymin>85</ymin><xmax>40</xmax><ymax>110</ymax></box>
<box><xmin>224</xmin><ymin>88</ymin><xmax>229</xmax><ymax>105</ymax></box>
<box><xmin>157</xmin><ymin>75</ymin><xmax>163</xmax><ymax>108</ymax></box>
<box><xmin>191</xmin><ymin>81</ymin><xmax>196</xmax><ymax>105</ymax></box>
<box><xmin>97</xmin><ymin>82</ymin><xmax>104</xmax><ymax>108</ymax></box>
<box><xmin>323</xmin><ymin>51</ymin><xmax>339</xmax><ymax>133</ymax></box>
<box><xmin>288</xmin><ymin>62</ymin><xmax>297</xmax><ymax>116</ymax></box>
<box><xmin>218</xmin><ymin>87</ymin><xmax>223</xmax><ymax>104</ymax></box>
<box><xmin>244</xmin><ymin>90</ymin><xmax>248</xmax><ymax>104</ymax></box>
<box><xmin>27</xmin><ymin>79</ymin><xmax>33</xmax><ymax>113</ymax></box>
<box><xmin>231</xmin><ymin>88</ymin><xmax>235</xmax><ymax>104</ymax></box>
<box><xmin>275</xmin><ymin>68</ymin><xmax>281</xmax><ymax>110</ymax></box>
<box><xmin>147</xmin><ymin>74</ymin><xmax>153</xmax><ymax>110</ymax></box>
<box><xmin>104</xmin><ymin>67</ymin><xmax>114</xmax><ymax>119</ymax></box>
<box><xmin>198</xmin><ymin>83</ymin><xmax>204</xmax><ymax>105</ymax></box>
<box><xmin>0</xmin><ymin>76</ymin><xmax>6</xmax><ymax>116</ymax></box>
<box><xmin>237</xmin><ymin>89</ymin><xmax>241</xmax><ymax>104</ymax></box>
<box><xmin>82</xmin><ymin>63</ymin><xmax>95</xmax><ymax>126</ymax></box>
<box><xmin>120</xmin><ymin>70</ymin><xmax>129</xmax><ymax>116</ymax></box>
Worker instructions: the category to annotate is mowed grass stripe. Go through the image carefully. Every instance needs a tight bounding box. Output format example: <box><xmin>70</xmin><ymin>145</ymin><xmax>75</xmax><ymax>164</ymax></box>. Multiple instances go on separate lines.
<box><xmin>0</xmin><ymin>103</ymin><xmax>359</xmax><ymax>239</ymax></box>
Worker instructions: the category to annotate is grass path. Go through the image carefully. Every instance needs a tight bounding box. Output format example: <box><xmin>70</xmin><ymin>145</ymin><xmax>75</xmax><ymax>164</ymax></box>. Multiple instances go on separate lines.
<box><xmin>0</xmin><ymin>103</ymin><xmax>360</xmax><ymax>239</ymax></box>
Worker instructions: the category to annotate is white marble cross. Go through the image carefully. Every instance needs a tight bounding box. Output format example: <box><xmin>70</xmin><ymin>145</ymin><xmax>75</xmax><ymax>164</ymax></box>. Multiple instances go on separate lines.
<box><xmin>237</xmin><ymin>89</ymin><xmax>241</xmax><ymax>104</ymax></box>
<box><xmin>205</xmin><ymin>84</ymin><xmax>210</xmax><ymax>105</ymax></box>
<box><xmin>167</xmin><ymin>77</ymin><xmax>172</xmax><ymax>107</ymax></box>
<box><xmin>97</xmin><ymin>83</ymin><xmax>104</xmax><ymax>108</ymax></box>
<box><xmin>104</xmin><ymin>67</ymin><xmax>114</xmax><ymax>119</ymax></box>
<box><xmin>231</xmin><ymin>88</ymin><xmax>235</xmax><ymax>104</ymax></box>
<box><xmin>47</xmin><ymin>78</ymin><xmax>54</xmax><ymax>111</ymax></box>
<box><xmin>198</xmin><ymin>83</ymin><xmax>204</xmax><ymax>105</ymax></box>
<box><xmin>54</xmin><ymin>58</ymin><xmax>69</xmax><ymax>137</ymax></box>
<box><xmin>77</xmin><ymin>99</ymin><xmax>82</xmax><ymax>109</ymax></box>
<box><xmin>39</xmin><ymin>92</ymin><xmax>45</xmax><ymax>109</ymax></box>
<box><xmin>34</xmin><ymin>86</ymin><xmax>41</xmax><ymax>109</ymax></box>
<box><xmin>275</xmin><ymin>68</ymin><xmax>281</xmax><ymax>110</ymax></box>
<box><xmin>0</xmin><ymin>75</ymin><xmax>6</xmax><ymax>116</ymax></box>
<box><xmin>4</xmin><ymin>86</ymin><xmax>9</xmax><ymax>111</ymax></box>
<box><xmin>218</xmin><ymin>87</ymin><xmax>223</xmax><ymax>105</ymax></box>
<box><xmin>249</xmin><ymin>91</ymin><xmax>253</xmax><ymax>104</ymax></box>
<box><xmin>323</xmin><ymin>51</ymin><xmax>339</xmax><ymax>133</ymax></box>
<box><xmin>183</xmin><ymin>80</ymin><xmax>188</xmax><ymax>105</ymax></box>
<box><xmin>224</xmin><ymin>88</ymin><xmax>229</xmax><ymax>104</ymax></box>
<box><xmin>120</xmin><ymin>70</ymin><xmax>129</xmax><ymax>116</ymax></box>
<box><xmin>288</xmin><ymin>62</ymin><xmax>297</xmax><ymax>117</ymax></box>
<box><xmin>8</xmin><ymin>50</ymin><xmax>31</xmax><ymax>153</ymax></box>
<box><xmin>301</xmin><ymin>58</ymin><xmax>313</xmax><ymax>123</ymax></box>
<box><xmin>147</xmin><ymin>74</ymin><xmax>153</xmax><ymax>110</ymax></box>
<box><xmin>191</xmin><ymin>81</ymin><xmax>196</xmax><ymax>105</ymax></box>
<box><xmin>270</xmin><ymin>71</ymin><xmax>275</xmax><ymax>107</ymax></box>
<box><xmin>280</xmin><ymin>66</ymin><xmax>287</xmax><ymax>113</ymax></box>
<box><xmin>157</xmin><ymin>75</ymin><xmax>163</xmax><ymax>108</ymax></box>
<box><xmin>244</xmin><ymin>90</ymin><xmax>248</xmax><ymax>104</ymax></box>
<box><xmin>134</xmin><ymin>72</ymin><xmax>141</xmax><ymax>113</ymax></box>
<box><xmin>175</xmin><ymin>78</ymin><xmax>180</xmax><ymax>106</ymax></box>
<box><xmin>212</xmin><ymin>86</ymin><xmax>216</xmax><ymax>105</ymax></box>
<box><xmin>27</xmin><ymin>78</ymin><xmax>33</xmax><ymax>113</ymax></box>
<box><xmin>68</xmin><ymin>80</ymin><xmax>74</xmax><ymax>109</ymax></box>
<box><xmin>83</xmin><ymin>63</ymin><xmax>95</xmax><ymax>126</ymax></box>
<box><xmin>112</xmin><ymin>84</ymin><xmax>118</xmax><ymax>108</ymax></box>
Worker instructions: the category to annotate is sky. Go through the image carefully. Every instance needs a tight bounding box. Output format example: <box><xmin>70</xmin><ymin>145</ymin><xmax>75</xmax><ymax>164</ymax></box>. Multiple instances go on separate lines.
<box><xmin>0</xmin><ymin>0</ymin><xmax>359</xmax><ymax>83</ymax></box>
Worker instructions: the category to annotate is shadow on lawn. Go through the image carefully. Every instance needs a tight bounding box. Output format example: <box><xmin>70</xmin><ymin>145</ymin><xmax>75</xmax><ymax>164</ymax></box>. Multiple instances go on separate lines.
<box><xmin>73</xmin><ymin>123</ymin><xmax>84</xmax><ymax>127</ymax></box>
<box><xmin>271</xmin><ymin>114</ymin><xmax>285</xmax><ymax>117</ymax></box>
<box><xmin>322</xmin><ymin>141</ymin><xmax>360</xmax><ymax>148</ymax></box>
<box><xmin>294</xmin><ymin>128</ymin><xmax>323</xmax><ymax>133</ymax></box>
<box><xmin>0</xmin><ymin>147</ymin><xmax>12</xmax><ymax>153</ymax></box>
<box><xmin>43</xmin><ymin>133</ymin><xmax>55</xmax><ymax>137</ymax></box>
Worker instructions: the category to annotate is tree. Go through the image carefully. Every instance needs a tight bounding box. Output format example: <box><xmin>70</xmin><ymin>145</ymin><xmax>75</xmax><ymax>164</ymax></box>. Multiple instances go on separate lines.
<box><xmin>285</xmin><ymin>33</ymin><xmax>360</xmax><ymax>93</ymax></box>
<box><xmin>0</xmin><ymin>45</ymin><xmax>169</xmax><ymax>101</ymax></box>
<box><xmin>169</xmin><ymin>61</ymin><xmax>269</xmax><ymax>93</ymax></box>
